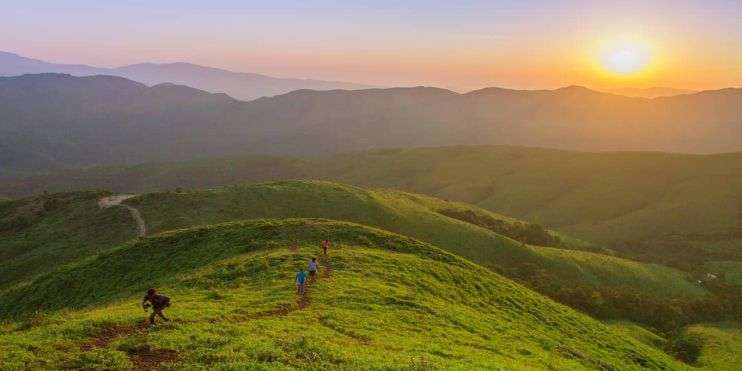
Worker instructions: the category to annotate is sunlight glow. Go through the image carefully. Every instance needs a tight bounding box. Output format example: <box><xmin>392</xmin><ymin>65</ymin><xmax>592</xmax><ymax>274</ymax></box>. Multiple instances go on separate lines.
<box><xmin>601</xmin><ymin>41</ymin><xmax>651</xmax><ymax>76</ymax></box>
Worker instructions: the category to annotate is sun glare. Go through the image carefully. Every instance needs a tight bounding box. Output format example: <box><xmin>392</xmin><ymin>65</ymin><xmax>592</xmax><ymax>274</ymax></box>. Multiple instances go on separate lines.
<box><xmin>600</xmin><ymin>41</ymin><xmax>651</xmax><ymax>76</ymax></box>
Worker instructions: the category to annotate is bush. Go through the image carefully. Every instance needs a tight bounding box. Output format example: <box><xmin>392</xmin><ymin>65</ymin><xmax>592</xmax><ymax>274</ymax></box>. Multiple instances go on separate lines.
<box><xmin>438</xmin><ymin>208</ymin><xmax>561</xmax><ymax>246</ymax></box>
<box><xmin>668</xmin><ymin>332</ymin><xmax>703</xmax><ymax>364</ymax></box>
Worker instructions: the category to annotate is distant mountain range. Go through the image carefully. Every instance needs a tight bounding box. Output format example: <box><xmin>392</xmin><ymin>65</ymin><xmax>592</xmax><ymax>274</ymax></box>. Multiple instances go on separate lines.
<box><xmin>600</xmin><ymin>87</ymin><xmax>697</xmax><ymax>98</ymax></box>
<box><xmin>0</xmin><ymin>51</ymin><xmax>374</xmax><ymax>100</ymax></box>
<box><xmin>2</xmin><ymin>51</ymin><xmax>705</xmax><ymax>100</ymax></box>
<box><xmin>1</xmin><ymin>73</ymin><xmax>740</xmax><ymax>176</ymax></box>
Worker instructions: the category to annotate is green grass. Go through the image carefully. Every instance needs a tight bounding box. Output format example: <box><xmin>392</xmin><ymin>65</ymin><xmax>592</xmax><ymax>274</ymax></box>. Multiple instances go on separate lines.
<box><xmin>606</xmin><ymin>321</ymin><xmax>668</xmax><ymax>350</ymax></box>
<box><xmin>0</xmin><ymin>191</ymin><xmax>138</xmax><ymax>289</ymax></box>
<box><xmin>532</xmin><ymin>246</ymin><xmax>707</xmax><ymax>298</ymax></box>
<box><xmin>0</xmin><ymin>181</ymin><xmax>707</xmax><ymax>319</ymax></box>
<box><xmin>0</xmin><ymin>219</ymin><xmax>687</xmax><ymax>370</ymax></box>
<box><xmin>127</xmin><ymin>180</ymin><xmax>706</xmax><ymax>301</ymax></box>
<box><xmin>6</xmin><ymin>145</ymin><xmax>741</xmax><ymax>265</ymax></box>
<box><xmin>685</xmin><ymin>322</ymin><xmax>742</xmax><ymax>370</ymax></box>
<box><xmin>132</xmin><ymin>181</ymin><xmax>536</xmax><ymax>267</ymax></box>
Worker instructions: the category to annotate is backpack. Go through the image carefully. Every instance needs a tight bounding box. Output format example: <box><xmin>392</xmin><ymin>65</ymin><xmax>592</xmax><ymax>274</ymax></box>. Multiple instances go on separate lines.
<box><xmin>151</xmin><ymin>294</ymin><xmax>171</xmax><ymax>308</ymax></box>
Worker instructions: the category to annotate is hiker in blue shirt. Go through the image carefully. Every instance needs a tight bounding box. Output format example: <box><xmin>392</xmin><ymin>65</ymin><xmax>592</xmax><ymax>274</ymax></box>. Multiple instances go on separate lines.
<box><xmin>295</xmin><ymin>269</ymin><xmax>308</xmax><ymax>294</ymax></box>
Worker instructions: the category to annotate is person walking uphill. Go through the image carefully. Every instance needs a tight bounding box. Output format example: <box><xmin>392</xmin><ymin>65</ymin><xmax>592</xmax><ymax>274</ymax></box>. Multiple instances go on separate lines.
<box><xmin>308</xmin><ymin>257</ymin><xmax>318</xmax><ymax>280</ymax></box>
<box><xmin>295</xmin><ymin>269</ymin><xmax>308</xmax><ymax>295</ymax></box>
<box><xmin>321</xmin><ymin>239</ymin><xmax>332</xmax><ymax>255</ymax></box>
<box><xmin>142</xmin><ymin>288</ymin><xmax>171</xmax><ymax>325</ymax></box>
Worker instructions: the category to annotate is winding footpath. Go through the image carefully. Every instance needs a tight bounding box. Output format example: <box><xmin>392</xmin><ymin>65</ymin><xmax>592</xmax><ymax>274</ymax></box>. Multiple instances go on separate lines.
<box><xmin>98</xmin><ymin>194</ymin><xmax>147</xmax><ymax>237</ymax></box>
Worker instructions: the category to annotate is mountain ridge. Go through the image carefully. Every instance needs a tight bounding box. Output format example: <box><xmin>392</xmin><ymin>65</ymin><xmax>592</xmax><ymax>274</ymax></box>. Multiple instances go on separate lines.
<box><xmin>0</xmin><ymin>51</ymin><xmax>375</xmax><ymax>100</ymax></box>
<box><xmin>1</xmin><ymin>73</ymin><xmax>741</xmax><ymax>176</ymax></box>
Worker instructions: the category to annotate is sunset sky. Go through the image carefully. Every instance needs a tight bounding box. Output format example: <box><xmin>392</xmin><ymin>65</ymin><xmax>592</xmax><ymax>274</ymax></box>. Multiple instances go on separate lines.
<box><xmin>3</xmin><ymin>0</ymin><xmax>740</xmax><ymax>91</ymax></box>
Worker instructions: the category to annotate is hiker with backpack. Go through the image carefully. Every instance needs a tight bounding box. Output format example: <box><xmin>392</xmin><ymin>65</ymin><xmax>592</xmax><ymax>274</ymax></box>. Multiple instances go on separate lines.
<box><xmin>142</xmin><ymin>288</ymin><xmax>171</xmax><ymax>325</ymax></box>
<box><xmin>295</xmin><ymin>268</ymin><xmax>308</xmax><ymax>295</ymax></box>
<box><xmin>308</xmin><ymin>257</ymin><xmax>318</xmax><ymax>280</ymax></box>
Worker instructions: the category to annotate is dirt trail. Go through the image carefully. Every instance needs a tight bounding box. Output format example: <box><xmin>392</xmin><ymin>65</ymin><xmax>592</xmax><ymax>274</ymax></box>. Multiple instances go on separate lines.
<box><xmin>319</xmin><ymin>253</ymin><xmax>333</xmax><ymax>278</ymax></box>
<box><xmin>295</xmin><ymin>249</ymin><xmax>335</xmax><ymax>309</ymax></box>
<box><xmin>80</xmin><ymin>323</ymin><xmax>144</xmax><ymax>351</ymax></box>
<box><xmin>80</xmin><ymin>321</ymin><xmax>178</xmax><ymax>370</ymax></box>
<box><xmin>99</xmin><ymin>194</ymin><xmax>146</xmax><ymax>237</ymax></box>
<box><xmin>234</xmin><ymin>248</ymin><xmax>333</xmax><ymax>320</ymax></box>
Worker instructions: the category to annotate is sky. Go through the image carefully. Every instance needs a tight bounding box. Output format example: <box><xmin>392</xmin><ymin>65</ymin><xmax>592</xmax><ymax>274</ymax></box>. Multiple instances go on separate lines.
<box><xmin>2</xmin><ymin>0</ymin><xmax>741</xmax><ymax>90</ymax></box>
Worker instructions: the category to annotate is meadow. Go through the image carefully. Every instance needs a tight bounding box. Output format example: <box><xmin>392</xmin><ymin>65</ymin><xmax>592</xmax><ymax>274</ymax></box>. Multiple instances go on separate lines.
<box><xmin>0</xmin><ymin>219</ymin><xmax>686</xmax><ymax>370</ymax></box>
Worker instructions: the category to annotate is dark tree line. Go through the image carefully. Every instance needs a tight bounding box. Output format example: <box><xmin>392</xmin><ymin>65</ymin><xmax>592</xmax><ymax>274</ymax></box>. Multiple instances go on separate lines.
<box><xmin>507</xmin><ymin>262</ymin><xmax>742</xmax><ymax>334</ymax></box>
<box><xmin>438</xmin><ymin>208</ymin><xmax>562</xmax><ymax>246</ymax></box>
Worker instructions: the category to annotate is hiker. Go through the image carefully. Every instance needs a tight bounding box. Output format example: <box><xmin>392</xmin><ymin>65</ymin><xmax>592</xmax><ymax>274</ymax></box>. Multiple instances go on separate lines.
<box><xmin>295</xmin><ymin>268</ymin><xmax>308</xmax><ymax>295</ymax></box>
<box><xmin>308</xmin><ymin>257</ymin><xmax>318</xmax><ymax>280</ymax></box>
<box><xmin>142</xmin><ymin>288</ymin><xmax>170</xmax><ymax>325</ymax></box>
<box><xmin>321</xmin><ymin>239</ymin><xmax>331</xmax><ymax>255</ymax></box>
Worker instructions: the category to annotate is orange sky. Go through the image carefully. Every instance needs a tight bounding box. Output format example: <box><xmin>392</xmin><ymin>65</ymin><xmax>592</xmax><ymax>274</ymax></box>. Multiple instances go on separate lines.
<box><xmin>2</xmin><ymin>1</ymin><xmax>740</xmax><ymax>91</ymax></box>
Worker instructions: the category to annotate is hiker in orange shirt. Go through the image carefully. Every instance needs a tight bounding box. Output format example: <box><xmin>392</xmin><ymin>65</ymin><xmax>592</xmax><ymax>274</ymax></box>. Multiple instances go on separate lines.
<box><xmin>321</xmin><ymin>239</ymin><xmax>331</xmax><ymax>255</ymax></box>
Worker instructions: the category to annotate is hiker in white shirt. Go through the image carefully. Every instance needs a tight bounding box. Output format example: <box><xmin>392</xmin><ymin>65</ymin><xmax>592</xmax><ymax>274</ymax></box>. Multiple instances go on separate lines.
<box><xmin>308</xmin><ymin>257</ymin><xmax>318</xmax><ymax>280</ymax></box>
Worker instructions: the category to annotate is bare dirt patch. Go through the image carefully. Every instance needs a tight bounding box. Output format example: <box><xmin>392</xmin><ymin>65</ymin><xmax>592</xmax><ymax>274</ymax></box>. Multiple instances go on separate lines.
<box><xmin>80</xmin><ymin>323</ymin><xmax>144</xmax><ymax>351</ymax></box>
<box><xmin>128</xmin><ymin>348</ymin><xmax>178</xmax><ymax>370</ymax></box>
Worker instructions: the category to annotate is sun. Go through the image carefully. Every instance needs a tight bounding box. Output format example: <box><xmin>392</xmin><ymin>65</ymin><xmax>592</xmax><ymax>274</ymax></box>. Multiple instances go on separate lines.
<box><xmin>600</xmin><ymin>41</ymin><xmax>651</xmax><ymax>76</ymax></box>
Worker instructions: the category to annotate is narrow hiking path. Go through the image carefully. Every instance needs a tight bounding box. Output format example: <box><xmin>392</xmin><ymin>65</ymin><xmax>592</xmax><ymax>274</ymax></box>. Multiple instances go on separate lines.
<box><xmin>296</xmin><ymin>249</ymin><xmax>334</xmax><ymax>309</ymax></box>
<box><xmin>230</xmin><ymin>247</ymin><xmax>332</xmax><ymax>321</ymax></box>
<box><xmin>78</xmin><ymin>245</ymin><xmax>334</xmax><ymax>369</ymax></box>
<box><xmin>319</xmin><ymin>253</ymin><xmax>333</xmax><ymax>278</ymax></box>
<box><xmin>99</xmin><ymin>194</ymin><xmax>146</xmax><ymax>237</ymax></box>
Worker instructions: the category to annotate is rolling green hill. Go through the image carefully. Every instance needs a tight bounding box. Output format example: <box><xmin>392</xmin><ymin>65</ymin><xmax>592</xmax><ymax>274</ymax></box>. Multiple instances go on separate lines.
<box><xmin>605</xmin><ymin>320</ymin><xmax>742</xmax><ymax>369</ymax></box>
<box><xmin>1</xmin><ymin>180</ymin><xmax>713</xmax><ymax>335</ymax></box>
<box><xmin>7</xmin><ymin>145</ymin><xmax>739</xmax><ymax>268</ymax></box>
<box><xmin>606</xmin><ymin>321</ymin><xmax>668</xmax><ymax>350</ymax></box>
<box><xmin>0</xmin><ymin>219</ymin><xmax>687</xmax><ymax>370</ymax></box>
<box><xmin>126</xmin><ymin>181</ymin><xmax>706</xmax><ymax>301</ymax></box>
<box><xmin>0</xmin><ymin>191</ymin><xmax>137</xmax><ymax>289</ymax></box>
<box><xmin>686</xmin><ymin>322</ymin><xmax>742</xmax><ymax>370</ymax></box>
<box><xmin>316</xmin><ymin>147</ymin><xmax>742</xmax><ymax>262</ymax></box>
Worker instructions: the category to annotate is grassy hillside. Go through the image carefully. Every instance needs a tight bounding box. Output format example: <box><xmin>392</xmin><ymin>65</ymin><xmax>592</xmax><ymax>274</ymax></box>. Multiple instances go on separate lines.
<box><xmin>686</xmin><ymin>322</ymin><xmax>742</xmax><ymax>370</ymax></box>
<box><xmin>604</xmin><ymin>321</ymin><xmax>742</xmax><ymax>369</ymax></box>
<box><xmin>532</xmin><ymin>247</ymin><xmax>706</xmax><ymax>297</ymax></box>
<box><xmin>606</xmin><ymin>321</ymin><xmax>668</xmax><ymax>350</ymax></box>
<box><xmin>0</xmin><ymin>155</ymin><xmax>308</xmax><ymax>197</ymax></box>
<box><xmin>4</xmin><ymin>145</ymin><xmax>740</xmax><ymax>268</ymax></box>
<box><xmin>0</xmin><ymin>181</ymin><xmax>710</xmax><ymax>331</ymax></box>
<box><xmin>132</xmin><ymin>181</ymin><xmax>554</xmax><ymax>264</ymax></box>
<box><xmin>127</xmin><ymin>181</ymin><xmax>706</xmax><ymax>302</ymax></box>
<box><xmin>0</xmin><ymin>191</ymin><xmax>137</xmax><ymax>289</ymax></box>
<box><xmin>316</xmin><ymin>147</ymin><xmax>742</xmax><ymax>261</ymax></box>
<box><xmin>0</xmin><ymin>219</ymin><xmax>687</xmax><ymax>370</ymax></box>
